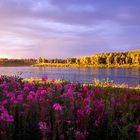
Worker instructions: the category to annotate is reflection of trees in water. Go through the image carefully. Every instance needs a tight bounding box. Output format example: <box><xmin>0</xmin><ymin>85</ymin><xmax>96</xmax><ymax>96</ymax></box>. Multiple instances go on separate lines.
<box><xmin>0</xmin><ymin>67</ymin><xmax>140</xmax><ymax>86</ymax></box>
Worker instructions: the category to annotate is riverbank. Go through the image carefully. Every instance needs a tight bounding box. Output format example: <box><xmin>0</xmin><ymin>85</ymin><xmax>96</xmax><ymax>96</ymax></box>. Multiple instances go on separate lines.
<box><xmin>33</xmin><ymin>63</ymin><xmax>140</xmax><ymax>68</ymax></box>
<box><xmin>0</xmin><ymin>62</ymin><xmax>34</xmax><ymax>67</ymax></box>
<box><xmin>0</xmin><ymin>62</ymin><xmax>139</xmax><ymax>68</ymax></box>
<box><xmin>0</xmin><ymin>64</ymin><xmax>32</xmax><ymax>67</ymax></box>
<box><xmin>24</xmin><ymin>77</ymin><xmax>140</xmax><ymax>90</ymax></box>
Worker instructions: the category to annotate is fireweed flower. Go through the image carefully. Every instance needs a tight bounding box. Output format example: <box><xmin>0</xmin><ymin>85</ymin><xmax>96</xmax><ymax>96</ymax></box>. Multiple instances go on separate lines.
<box><xmin>24</xmin><ymin>86</ymin><xmax>29</xmax><ymax>92</ymax></box>
<box><xmin>84</xmin><ymin>97</ymin><xmax>90</xmax><ymax>105</ymax></box>
<box><xmin>17</xmin><ymin>94</ymin><xmax>23</xmax><ymax>101</ymax></box>
<box><xmin>56</xmin><ymin>84</ymin><xmax>62</xmax><ymax>90</ymax></box>
<box><xmin>77</xmin><ymin>109</ymin><xmax>85</xmax><ymax>121</ymax></box>
<box><xmin>93</xmin><ymin>99</ymin><xmax>105</xmax><ymax>112</ymax></box>
<box><xmin>39</xmin><ymin>121</ymin><xmax>47</xmax><ymax>131</ymax></box>
<box><xmin>0</xmin><ymin>110</ymin><xmax>14</xmax><ymax>123</ymax></box>
<box><xmin>39</xmin><ymin>121</ymin><xmax>51</xmax><ymax>134</ymax></box>
<box><xmin>42</xmin><ymin>76</ymin><xmax>48</xmax><ymax>81</ymax></box>
<box><xmin>53</xmin><ymin>103</ymin><xmax>62</xmax><ymax>112</ymax></box>
<box><xmin>85</xmin><ymin>105</ymin><xmax>92</xmax><ymax>114</ymax></box>
<box><xmin>75</xmin><ymin>130</ymin><xmax>89</xmax><ymax>140</ymax></box>
<box><xmin>111</xmin><ymin>96</ymin><xmax>115</xmax><ymax>104</ymax></box>
<box><xmin>136</xmin><ymin>125</ymin><xmax>140</xmax><ymax>134</ymax></box>
<box><xmin>27</xmin><ymin>91</ymin><xmax>35</xmax><ymax>100</ymax></box>
<box><xmin>40</xmin><ymin>90</ymin><xmax>47</xmax><ymax>96</ymax></box>
<box><xmin>83</xmin><ymin>86</ymin><xmax>88</xmax><ymax>93</ymax></box>
<box><xmin>2</xmin><ymin>100</ymin><xmax>8</xmax><ymax>105</ymax></box>
<box><xmin>93</xmin><ymin>99</ymin><xmax>105</xmax><ymax>127</ymax></box>
<box><xmin>27</xmin><ymin>94</ymin><xmax>34</xmax><ymax>101</ymax></box>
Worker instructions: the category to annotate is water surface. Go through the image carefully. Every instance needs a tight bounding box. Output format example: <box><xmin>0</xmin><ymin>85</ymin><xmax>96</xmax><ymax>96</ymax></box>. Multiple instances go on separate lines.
<box><xmin>0</xmin><ymin>67</ymin><xmax>139</xmax><ymax>86</ymax></box>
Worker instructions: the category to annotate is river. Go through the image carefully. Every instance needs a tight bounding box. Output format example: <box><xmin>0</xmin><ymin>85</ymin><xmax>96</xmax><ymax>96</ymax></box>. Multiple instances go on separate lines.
<box><xmin>0</xmin><ymin>67</ymin><xmax>139</xmax><ymax>86</ymax></box>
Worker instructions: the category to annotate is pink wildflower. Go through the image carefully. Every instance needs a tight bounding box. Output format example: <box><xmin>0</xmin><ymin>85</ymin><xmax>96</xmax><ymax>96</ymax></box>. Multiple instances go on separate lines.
<box><xmin>84</xmin><ymin>97</ymin><xmax>90</xmax><ymax>105</ymax></box>
<box><xmin>53</xmin><ymin>103</ymin><xmax>62</xmax><ymax>111</ymax></box>
<box><xmin>85</xmin><ymin>105</ymin><xmax>92</xmax><ymax>114</ymax></box>
<box><xmin>111</xmin><ymin>96</ymin><xmax>115</xmax><ymax>104</ymax></box>
<box><xmin>136</xmin><ymin>125</ymin><xmax>140</xmax><ymax>134</ymax></box>
<box><xmin>0</xmin><ymin>110</ymin><xmax>14</xmax><ymax>123</ymax></box>
<box><xmin>39</xmin><ymin>121</ymin><xmax>47</xmax><ymax>130</ymax></box>
<box><xmin>42</xmin><ymin>76</ymin><xmax>48</xmax><ymax>81</ymax></box>
<box><xmin>17</xmin><ymin>94</ymin><xmax>23</xmax><ymax>101</ymax></box>
<box><xmin>24</xmin><ymin>86</ymin><xmax>29</xmax><ymax>92</ymax></box>
<box><xmin>77</xmin><ymin>109</ymin><xmax>85</xmax><ymax>120</ymax></box>
<box><xmin>56</xmin><ymin>84</ymin><xmax>62</xmax><ymax>90</ymax></box>
<box><xmin>27</xmin><ymin>94</ymin><xmax>33</xmax><ymax>100</ymax></box>
<box><xmin>95</xmin><ymin>119</ymin><xmax>100</xmax><ymax>127</ymax></box>
<box><xmin>2</xmin><ymin>100</ymin><xmax>8</xmax><ymax>105</ymax></box>
<box><xmin>75</xmin><ymin>130</ymin><xmax>89</xmax><ymax>140</ymax></box>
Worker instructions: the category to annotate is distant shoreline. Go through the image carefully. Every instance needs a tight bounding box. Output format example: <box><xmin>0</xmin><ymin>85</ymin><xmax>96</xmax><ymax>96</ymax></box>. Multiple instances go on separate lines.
<box><xmin>0</xmin><ymin>63</ymin><xmax>139</xmax><ymax>68</ymax></box>
<box><xmin>33</xmin><ymin>63</ymin><xmax>140</xmax><ymax>68</ymax></box>
<box><xmin>0</xmin><ymin>64</ymin><xmax>32</xmax><ymax>67</ymax></box>
<box><xmin>0</xmin><ymin>49</ymin><xmax>139</xmax><ymax>68</ymax></box>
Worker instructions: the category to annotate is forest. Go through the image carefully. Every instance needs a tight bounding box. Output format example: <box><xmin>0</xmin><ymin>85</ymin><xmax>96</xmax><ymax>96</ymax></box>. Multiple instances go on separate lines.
<box><xmin>0</xmin><ymin>58</ymin><xmax>36</xmax><ymax>66</ymax></box>
<box><xmin>37</xmin><ymin>49</ymin><xmax>140</xmax><ymax>66</ymax></box>
<box><xmin>0</xmin><ymin>50</ymin><xmax>139</xmax><ymax>67</ymax></box>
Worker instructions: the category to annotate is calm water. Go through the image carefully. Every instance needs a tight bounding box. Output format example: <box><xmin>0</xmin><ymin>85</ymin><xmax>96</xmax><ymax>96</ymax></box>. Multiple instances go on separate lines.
<box><xmin>0</xmin><ymin>67</ymin><xmax>140</xmax><ymax>86</ymax></box>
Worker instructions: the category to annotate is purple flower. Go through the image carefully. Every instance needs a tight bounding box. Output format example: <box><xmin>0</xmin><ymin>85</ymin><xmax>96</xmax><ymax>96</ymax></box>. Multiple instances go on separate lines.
<box><xmin>24</xmin><ymin>86</ymin><xmax>29</xmax><ymax>92</ymax></box>
<box><xmin>75</xmin><ymin>130</ymin><xmax>89</xmax><ymax>140</ymax></box>
<box><xmin>95</xmin><ymin>120</ymin><xmax>100</xmax><ymax>127</ymax></box>
<box><xmin>111</xmin><ymin>96</ymin><xmax>115</xmax><ymax>104</ymax></box>
<box><xmin>38</xmin><ymin>121</ymin><xmax>47</xmax><ymax>131</ymax></box>
<box><xmin>53</xmin><ymin>103</ymin><xmax>62</xmax><ymax>112</ymax></box>
<box><xmin>0</xmin><ymin>110</ymin><xmax>14</xmax><ymax>123</ymax></box>
<box><xmin>2</xmin><ymin>100</ymin><xmax>8</xmax><ymax>105</ymax></box>
<box><xmin>56</xmin><ymin>84</ymin><xmax>62</xmax><ymax>90</ymax></box>
<box><xmin>17</xmin><ymin>94</ymin><xmax>23</xmax><ymax>101</ymax></box>
<box><xmin>27</xmin><ymin>94</ymin><xmax>33</xmax><ymax>100</ymax></box>
<box><xmin>39</xmin><ymin>121</ymin><xmax>51</xmax><ymax>134</ymax></box>
<box><xmin>84</xmin><ymin>97</ymin><xmax>90</xmax><ymax>105</ymax></box>
<box><xmin>136</xmin><ymin>124</ymin><xmax>140</xmax><ymax>134</ymax></box>
<box><xmin>85</xmin><ymin>105</ymin><xmax>92</xmax><ymax>114</ymax></box>
<box><xmin>42</xmin><ymin>75</ymin><xmax>48</xmax><ymax>81</ymax></box>
<box><xmin>77</xmin><ymin>109</ymin><xmax>85</xmax><ymax>120</ymax></box>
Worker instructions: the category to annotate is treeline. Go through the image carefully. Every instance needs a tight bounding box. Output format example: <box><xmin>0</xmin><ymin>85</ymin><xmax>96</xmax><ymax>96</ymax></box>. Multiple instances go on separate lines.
<box><xmin>0</xmin><ymin>58</ymin><xmax>36</xmax><ymax>66</ymax></box>
<box><xmin>0</xmin><ymin>50</ymin><xmax>139</xmax><ymax>66</ymax></box>
<box><xmin>37</xmin><ymin>49</ymin><xmax>140</xmax><ymax>65</ymax></box>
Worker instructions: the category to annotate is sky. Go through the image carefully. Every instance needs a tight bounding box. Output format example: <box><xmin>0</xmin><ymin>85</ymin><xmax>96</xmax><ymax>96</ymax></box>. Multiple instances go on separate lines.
<box><xmin>0</xmin><ymin>0</ymin><xmax>140</xmax><ymax>58</ymax></box>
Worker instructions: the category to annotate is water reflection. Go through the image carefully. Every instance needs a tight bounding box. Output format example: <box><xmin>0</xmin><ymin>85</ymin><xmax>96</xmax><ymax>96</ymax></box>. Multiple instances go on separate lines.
<box><xmin>0</xmin><ymin>67</ymin><xmax>139</xmax><ymax>86</ymax></box>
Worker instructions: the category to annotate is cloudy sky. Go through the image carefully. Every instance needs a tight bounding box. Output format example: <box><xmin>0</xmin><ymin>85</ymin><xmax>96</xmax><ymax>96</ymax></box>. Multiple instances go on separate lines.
<box><xmin>0</xmin><ymin>0</ymin><xmax>140</xmax><ymax>58</ymax></box>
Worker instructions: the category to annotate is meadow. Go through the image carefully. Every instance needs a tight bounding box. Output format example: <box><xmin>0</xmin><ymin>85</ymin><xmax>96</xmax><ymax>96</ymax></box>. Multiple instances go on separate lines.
<box><xmin>0</xmin><ymin>76</ymin><xmax>140</xmax><ymax>140</ymax></box>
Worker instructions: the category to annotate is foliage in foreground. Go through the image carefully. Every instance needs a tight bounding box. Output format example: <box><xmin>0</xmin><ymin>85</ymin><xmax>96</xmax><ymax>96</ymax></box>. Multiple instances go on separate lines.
<box><xmin>0</xmin><ymin>76</ymin><xmax>140</xmax><ymax>140</ymax></box>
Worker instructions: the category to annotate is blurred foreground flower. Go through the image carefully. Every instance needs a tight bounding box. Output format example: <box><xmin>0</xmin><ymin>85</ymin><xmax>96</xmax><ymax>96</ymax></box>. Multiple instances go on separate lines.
<box><xmin>53</xmin><ymin>103</ymin><xmax>62</xmax><ymax>112</ymax></box>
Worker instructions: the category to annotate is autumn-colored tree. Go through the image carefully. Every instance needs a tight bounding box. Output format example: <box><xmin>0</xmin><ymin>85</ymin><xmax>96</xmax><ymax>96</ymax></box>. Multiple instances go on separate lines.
<box><xmin>66</xmin><ymin>58</ymin><xmax>72</xmax><ymax>64</ymax></box>
<box><xmin>106</xmin><ymin>53</ymin><xmax>114</xmax><ymax>64</ymax></box>
<box><xmin>76</xmin><ymin>58</ymin><xmax>80</xmax><ymax>65</ymax></box>
<box><xmin>90</xmin><ymin>56</ymin><xmax>94</xmax><ymax>64</ymax></box>
<box><xmin>37</xmin><ymin>57</ymin><xmax>43</xmax><ymax>63</ymax></box>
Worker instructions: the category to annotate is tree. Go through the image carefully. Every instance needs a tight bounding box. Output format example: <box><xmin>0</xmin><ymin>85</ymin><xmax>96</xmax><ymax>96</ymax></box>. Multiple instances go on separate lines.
<box><xmin>84</xmin><ymin>57</ymin><xmax>91</xmax><ymax>64</ymax></box>
<box><xmin>76</xmin><ymin>58</ymin><xmax>80</xmax><ymax>65</ymax></box>
<box><xmin>42</xmin><ymin>58</ymin><xmax>45</xmax><ymax>63</ymax></box>
<box><xmin>66</xmin><ymin>58</ymin><xmax>72</xmax><ymax>64</ymax></box>
<box><xmin>37</xmin><ymin>57</ymin><xmax>42</xmax><ymax>63</ymax></box>
<box><xmin>106</xmin><ymin>53</ymin><xmax>114</xmax><ymax>65</ymax></box>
